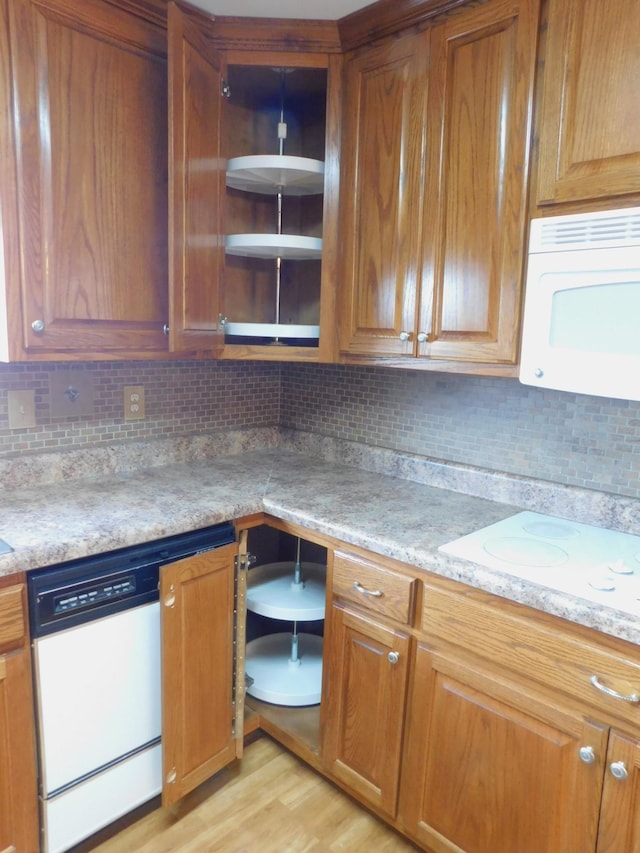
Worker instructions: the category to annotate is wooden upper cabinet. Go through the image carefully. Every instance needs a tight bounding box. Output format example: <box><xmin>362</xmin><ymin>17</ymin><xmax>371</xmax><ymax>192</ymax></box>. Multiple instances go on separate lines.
<box><xmin>338</xmin><ymin>0</ymin><xmax>540</xmax><ymax>370</ymax></box>
<box><xmin>4</xmin><ymin>0</ymin><xmax>169</xmax><ymax>358</ymax></box>
<box><xmin>420</xmin><ymin>0</ymin><xmax>540</xmax><ymax>364</ymax></box>
<box><xmin>338</xmin><ymin>31</ymin><xmax>428</xmax><ymax>358</ymax></box>
<box><xmin>536</xmin><ymin>0</ymin><xmax>640</xmax><ymax>206</ymax></box>
<box><xmin>167</xmin><ymin>1</ymin><xmax>226</xmax><ymax>355</ymax></box>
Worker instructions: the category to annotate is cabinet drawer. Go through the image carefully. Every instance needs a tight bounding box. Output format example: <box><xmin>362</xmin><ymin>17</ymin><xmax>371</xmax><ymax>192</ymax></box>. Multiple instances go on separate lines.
<box><xmin>0</xmin><ymin>584</ymin><xmax>26</xmax><ymax>652</ymax></box>
<box><xmin>422</xmin><ymin>582</ymin><xmax>640</xmax><ymax>727</ymax></box>
<box><xmin>332</xmin><ymin>551</ymin><xmax>417</xmax><ymax>625</ymax></box>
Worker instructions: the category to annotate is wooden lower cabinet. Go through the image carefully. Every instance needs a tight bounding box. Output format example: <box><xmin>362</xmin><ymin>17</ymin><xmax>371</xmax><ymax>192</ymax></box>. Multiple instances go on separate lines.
<box><xmin>322</xmin><ymin>602</ymin><xmax>411</xmax><ymax>819</ymax></box>
<box><xmin>160</xmin><ymin>541</ymin><xmax>241</xmax><ymax>807</ymax></box>
<box><xmin>0</xmin><ymin>581</ymin><xmax>39</xmax><ymax>853</ymax></box>
<box><xmin>597</xmin><ymin>730</ymin><xmax>640</xmax><ymax>853</ymax></box>
<box><xmin>400</xmin><ymin>643</ymin><xmax>608</xmax><ymax>852</ymax></box>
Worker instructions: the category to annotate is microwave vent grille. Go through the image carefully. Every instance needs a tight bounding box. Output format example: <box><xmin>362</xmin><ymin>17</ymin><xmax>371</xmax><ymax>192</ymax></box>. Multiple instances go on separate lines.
<box><xmin>531</xmin><ymin>207</ymin><xmax>640</xmax><ymax>253</ymax></box>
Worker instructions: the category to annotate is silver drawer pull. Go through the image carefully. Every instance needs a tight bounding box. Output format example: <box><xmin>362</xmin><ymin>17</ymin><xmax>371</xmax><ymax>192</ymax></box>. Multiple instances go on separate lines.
<box><xmin>353</xmin><ymin>580</ymin><xmax>383</xmax><ymax>598</ymax></box>
<box><xmin>590</xmin><ymin>675</ymin><xmax>640</xmax><ymax>704</ymax></box>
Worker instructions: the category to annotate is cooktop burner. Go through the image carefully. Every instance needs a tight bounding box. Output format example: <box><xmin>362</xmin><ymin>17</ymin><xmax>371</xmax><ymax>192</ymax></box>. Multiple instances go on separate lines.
<box><xmin>439</xmin><ymin>511</ymin><xmax>640</xmax><ymax>616</ymax></box>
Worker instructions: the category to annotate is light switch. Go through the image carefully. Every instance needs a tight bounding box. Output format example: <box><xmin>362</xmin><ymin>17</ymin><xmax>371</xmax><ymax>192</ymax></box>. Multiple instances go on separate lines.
<box><xmin>7</xmin><ymin>390</ymin><xmax>36</xmax><ymax>429</ymax></box>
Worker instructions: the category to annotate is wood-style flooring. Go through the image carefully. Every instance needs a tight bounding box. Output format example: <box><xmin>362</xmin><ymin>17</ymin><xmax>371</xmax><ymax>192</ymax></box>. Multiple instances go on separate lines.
<box><xmin>73</xmin><ymin>736</ymin><xmax>420</xmax><ymax>852</ymax></box>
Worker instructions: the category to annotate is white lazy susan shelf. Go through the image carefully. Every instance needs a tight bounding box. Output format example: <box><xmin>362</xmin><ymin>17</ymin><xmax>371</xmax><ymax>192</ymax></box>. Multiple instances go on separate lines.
<box><xmin>245</xmin><ymin>561</ymin><xmax>326</xmax><ymax>707</ymax></box>
<box><xmin>226</xmin><ymin>155</ymin><xmax>325</xmax><ymax>196</ymax></box>
<box><xmin>225</xmin><ymin>233</ymin><xmax>322</xmax><ymax>260</ymax></box>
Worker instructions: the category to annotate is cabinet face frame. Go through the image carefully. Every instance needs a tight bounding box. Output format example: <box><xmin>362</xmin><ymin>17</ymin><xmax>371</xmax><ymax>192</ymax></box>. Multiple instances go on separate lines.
<box><xmin>7</xmin><ymin>0</ymin><xmax>169</xmax><ymax>358</ymax></box>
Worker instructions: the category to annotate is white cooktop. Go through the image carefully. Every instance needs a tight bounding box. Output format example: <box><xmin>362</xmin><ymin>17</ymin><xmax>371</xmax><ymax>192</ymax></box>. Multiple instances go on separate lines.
<box><xmin>440</xmin><ymin>511</ymin><xmax>640</xmax><ymax>616</ymax></box>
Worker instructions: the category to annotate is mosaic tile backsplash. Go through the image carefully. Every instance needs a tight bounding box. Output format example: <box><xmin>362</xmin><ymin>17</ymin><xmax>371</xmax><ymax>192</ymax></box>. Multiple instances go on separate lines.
<box><xmin>1</xmin><ymin>360</ymin><xmax>639</xmax><ymax>498</ymax></box>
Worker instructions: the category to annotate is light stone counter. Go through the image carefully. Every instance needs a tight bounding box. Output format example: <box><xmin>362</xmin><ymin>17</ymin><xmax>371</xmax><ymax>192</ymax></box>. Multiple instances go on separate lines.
<box><xmin>1</xmin><ymin>431</ymin><xmax>639</xmax><ymax>645</ymax></box>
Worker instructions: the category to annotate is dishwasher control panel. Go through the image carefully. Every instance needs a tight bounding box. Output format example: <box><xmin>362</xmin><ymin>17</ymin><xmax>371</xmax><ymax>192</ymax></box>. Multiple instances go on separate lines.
<box><xmin>53</xmin><ymin>574</ymin><xmax>137</xmax><ymax>614</ymax></box>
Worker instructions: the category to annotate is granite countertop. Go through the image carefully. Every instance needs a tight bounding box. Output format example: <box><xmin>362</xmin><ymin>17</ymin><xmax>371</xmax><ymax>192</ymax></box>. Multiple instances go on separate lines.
<box><xmin>1</xmin><ymin>443</ymin><xmax>639</xmax><ymax>645</ymax></box>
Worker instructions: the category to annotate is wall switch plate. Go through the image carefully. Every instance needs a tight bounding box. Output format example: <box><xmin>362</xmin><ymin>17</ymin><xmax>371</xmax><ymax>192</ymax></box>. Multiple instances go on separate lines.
<box><xmin>49</xmin><ymin>370</ymin><xmax>95</xmax><ymax>418</ymax></box>
<box><xmin>7</xmin><ymin>390</ymin><xmax>36</xmax><ymax>429</ymax></box>
<box><xmin>124</xmin><ymin>385</ymin><xmax>145</xmax><ymax>420</ymax></box>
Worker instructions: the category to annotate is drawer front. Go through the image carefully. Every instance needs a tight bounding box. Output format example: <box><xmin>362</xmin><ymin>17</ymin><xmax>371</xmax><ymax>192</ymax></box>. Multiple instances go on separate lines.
<box><xmin>333</xmin><ymin>551</ymin><xmax>416</xmax><ymax>625</ymax></box>
<box><xmin>422</xmin><ymin>582</ymin><xmax>640</xmax><ymax>727</ymax></box>
<box><xmin>0</xmin><ymin>584</ymin><xmax>26</xmax><ymax>651</ymax></box>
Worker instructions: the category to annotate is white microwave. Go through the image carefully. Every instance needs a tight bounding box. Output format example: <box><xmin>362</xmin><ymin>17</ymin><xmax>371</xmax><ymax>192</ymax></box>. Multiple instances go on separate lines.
<box><xmin>519</xmin><ymin>206</ymin><xmax>640</xmax><ymax>402</ymax></box>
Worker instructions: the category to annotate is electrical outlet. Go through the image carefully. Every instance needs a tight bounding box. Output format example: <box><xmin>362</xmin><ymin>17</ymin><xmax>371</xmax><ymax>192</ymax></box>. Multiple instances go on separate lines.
<box><xmin>124</xmin><ymin>385</ymin><xmax>145</xmax><ymax>421</ymax></box>
<box><xmin>7</xmin><ymin>390</ymin><xmax>36</xmax><ymax>429</ymax></box>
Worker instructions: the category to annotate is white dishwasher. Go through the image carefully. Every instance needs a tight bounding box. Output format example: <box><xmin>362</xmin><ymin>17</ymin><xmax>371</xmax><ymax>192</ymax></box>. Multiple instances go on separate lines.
<box><xmin>28</xmin><ymin>521</ymin><xmax>236</xmax><ymax>853</ymax></box>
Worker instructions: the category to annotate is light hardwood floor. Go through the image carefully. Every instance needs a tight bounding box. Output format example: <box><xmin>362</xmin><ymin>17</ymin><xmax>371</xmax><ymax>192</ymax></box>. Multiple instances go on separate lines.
<box><xmin>73</xmin><ymin>736</ymin><xmax>420</xmax><ymax>852</ymax></box>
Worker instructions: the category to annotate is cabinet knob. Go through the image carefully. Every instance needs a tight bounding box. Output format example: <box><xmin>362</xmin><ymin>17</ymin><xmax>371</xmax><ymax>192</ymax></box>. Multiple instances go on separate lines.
<box><xmin>163</xmin><ymin>323</ymin><xmax>170</xmax><ymax>335</ymax></box>
<box><xmin>609</xmin><ymin>761</ymin><xmax>629</xmax><ymax>781</ymax></box>
<box><xmin>399</xmin><ymin>331</ymin><xmax>411</xmax><ymax>342</ymax></box>
<box><xmin>166</xmin><ymin>767</ymin><xmax>177</xmax><ymax>784</ymax></box>
<box><xmin>534</xmin><ymin>368</ymin><xmax>544</xmax><ymax>378</ymax></box>
<box><xmin>31</xmin><ymin>319</ymin><xmax>45</xmax><ymax>333</ymax></box>
<box><xmin>578</xmin><ymin>746</ymin><xmax>596</xmax><ymax>765</ymax></box>
<box><xmin>388</xmin><ymin>651</ymin><xmax>400</xmax><ymax>665</ymax></box>
<box><xmin>417</xmin><ymin>332</ymin><xmax>428</xmax><ymax>343</ymax></box>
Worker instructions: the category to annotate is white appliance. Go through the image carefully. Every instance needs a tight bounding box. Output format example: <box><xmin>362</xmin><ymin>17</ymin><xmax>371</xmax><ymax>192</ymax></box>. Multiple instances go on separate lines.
<box><xmin>28</xmin><ymin>521</ymin><xmax>236</xmax><ymax>853</ymax></box>
<box><xmin>439</xmin><ymin>511</ymin><xmax>640</xmax><ymax>617</ymax></box>
<box><xmin>519</xmin><ymin>206</ymin><xmax>640</xmax><ymax>401</ymax></box>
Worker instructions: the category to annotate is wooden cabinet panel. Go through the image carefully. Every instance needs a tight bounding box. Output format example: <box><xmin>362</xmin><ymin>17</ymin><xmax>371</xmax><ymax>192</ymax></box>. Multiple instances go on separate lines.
<box><xmin>332</xmin><ymin>550</ymin><xmax>417</xmax><ymax>625</ymax></box>
<box><xmin>0</xmin><ymin>580</ymin><xmax>39</xmax><ymax>853</ymax></box>
<box><xmin>167</xmin><ymin>1</ymin><xmax>226</xmax><ymax>355</ymax></box>
<box><xmin>160</xmin><ymin>541</ymin><xmax>239</xmax><ymax>807</ymax></box>
<box><xmin>338</xmin><ymin>31</ymin><xmax>428</xmax><ymax>358</ymax></box>
<box><xmin>401</xmin><ymin>644</ymin><xmax>606</xmax><ymax>853</ymax></box>
<box><xmin>322</xmin><ymin>603</ymin><xmax>410</xmax><ymax>818</ymax></box>
<box><xmin>338</xmin><ymin>0</ymin><xmax>539</xmax><ymax>369</ymax></box>
<box><xmin>422</xmin><ymin>581</ymin><xmax>640</xmax><ymax>730</ymax></box>
<box><xmin>419</xmin><ymin>0</ymin><xmax>539</xmax><ymax>363</ymax></box>
<box><xmin>7</xmin><ymin>0</ymin><xmax>169</xmax><ymax>357</ymax></box>
<box><xmin>596</xmin><ymin>731</ymin><xmax>640</xmax><ymax>853</ymax></box>
<box><xmin>536</xmin><ymin>0</ymin><xmax>640</xmax><ymax>206</ymax></box>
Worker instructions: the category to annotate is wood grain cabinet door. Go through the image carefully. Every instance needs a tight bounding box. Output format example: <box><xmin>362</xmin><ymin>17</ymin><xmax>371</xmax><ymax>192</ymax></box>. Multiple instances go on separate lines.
<box><xmin>7</xmin><ymin>0</ymin><xmax>169</xmax><ymax>357</ymax></box>
<box><xmin>536</xmin><ymin>0</ymin><xmax>640</xmax><ymax>206</ymax></box>
<box><xmin>322</xmin><ymin>603</ymin><xmax>411</xmax><ymax>818</ymax></box>
<box><xmin>596</xmin><ymin>730</ymin><xmax>640</xmax><ymax>853</ymax></box>
<box><xmin>167</xmin><ymin>1</ymin><xmax>226</xmax><ymax>356</ymax></box>
<box><xmin>401</xmin><ymin>644</ymin><xmax>607</xmax><ymax>853</ymax></box>
<box><xmin>337</xmin><ymin>31</ymin><xmax>429</xmax><ymax>358</ymax></box>
<box><xmin>160</xmin><ymin>542</ymin><xmax>240</xmax><ymax>807</ymax></box>
<box><xmin>418</xmin><ymin>0</ymin><xmax>540</xmax><ymax>364</ymax></box>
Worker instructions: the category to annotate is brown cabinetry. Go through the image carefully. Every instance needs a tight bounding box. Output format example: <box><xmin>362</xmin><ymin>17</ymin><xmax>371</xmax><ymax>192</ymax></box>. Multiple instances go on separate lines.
<box><xmin>535</xmin><ymin>0</ymin><xmax>640</xmax><ymax>207</ymax></box>
<box><xmin>0</xmin><ymin>578</ymin><xmax>39</xmax><ymax>853</ymax></box>
<box><xmin>401</xmin><ymin>577</ymin><xmax>640</xmax><ymax>853</ymax></box>
<box><xmin>338</xmin><ymin>0</ymin><xmax>540</xmax><ymax>372</ymax></box>
<box><xmin>322</xmin><ymin>550</ymin><xmax>416</xmax><ymax>819</ymax></box>
<box><xmin>159</xmin><ymin>540</ymin><xmax>241</xmax><ymax>806</ymax></box>
<box><xmin>1</xmin><ymin>0</ymin><xmax>170</xmax><ymax>360</ymax></box>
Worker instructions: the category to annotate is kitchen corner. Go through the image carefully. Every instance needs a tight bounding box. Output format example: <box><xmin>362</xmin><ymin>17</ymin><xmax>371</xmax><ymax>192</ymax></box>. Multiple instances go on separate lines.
<box><xmin>3</xmin><ymin>427</ymin><xmax>640</xmax><ymax>645</ymax></box>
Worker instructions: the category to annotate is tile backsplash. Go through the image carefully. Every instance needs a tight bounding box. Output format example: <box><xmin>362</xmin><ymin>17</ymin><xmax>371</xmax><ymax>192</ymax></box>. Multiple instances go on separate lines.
<box><xmin>1</xmin><ymin>360</ymin><xmax>639</xmax><ymax>498</ymax></box>
<box><xmin>281</xmin><ymin>364</ymin><xmax>640</xmax><ymax>499</ymax></box>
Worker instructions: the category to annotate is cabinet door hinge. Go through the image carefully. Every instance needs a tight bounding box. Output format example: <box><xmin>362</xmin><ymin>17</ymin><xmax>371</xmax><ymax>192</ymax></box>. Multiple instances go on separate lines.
<box><xmin>221</xmin><ymin>78</ymin><xmax>231</xmax><ymax>99</ymax></box>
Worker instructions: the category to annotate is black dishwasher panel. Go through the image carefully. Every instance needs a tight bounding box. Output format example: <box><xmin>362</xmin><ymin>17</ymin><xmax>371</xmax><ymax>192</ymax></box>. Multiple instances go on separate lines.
<box><xmin>28</xmin><ymin>521</ymin><xmax>236</xmax><ymax>637</ymax></box>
